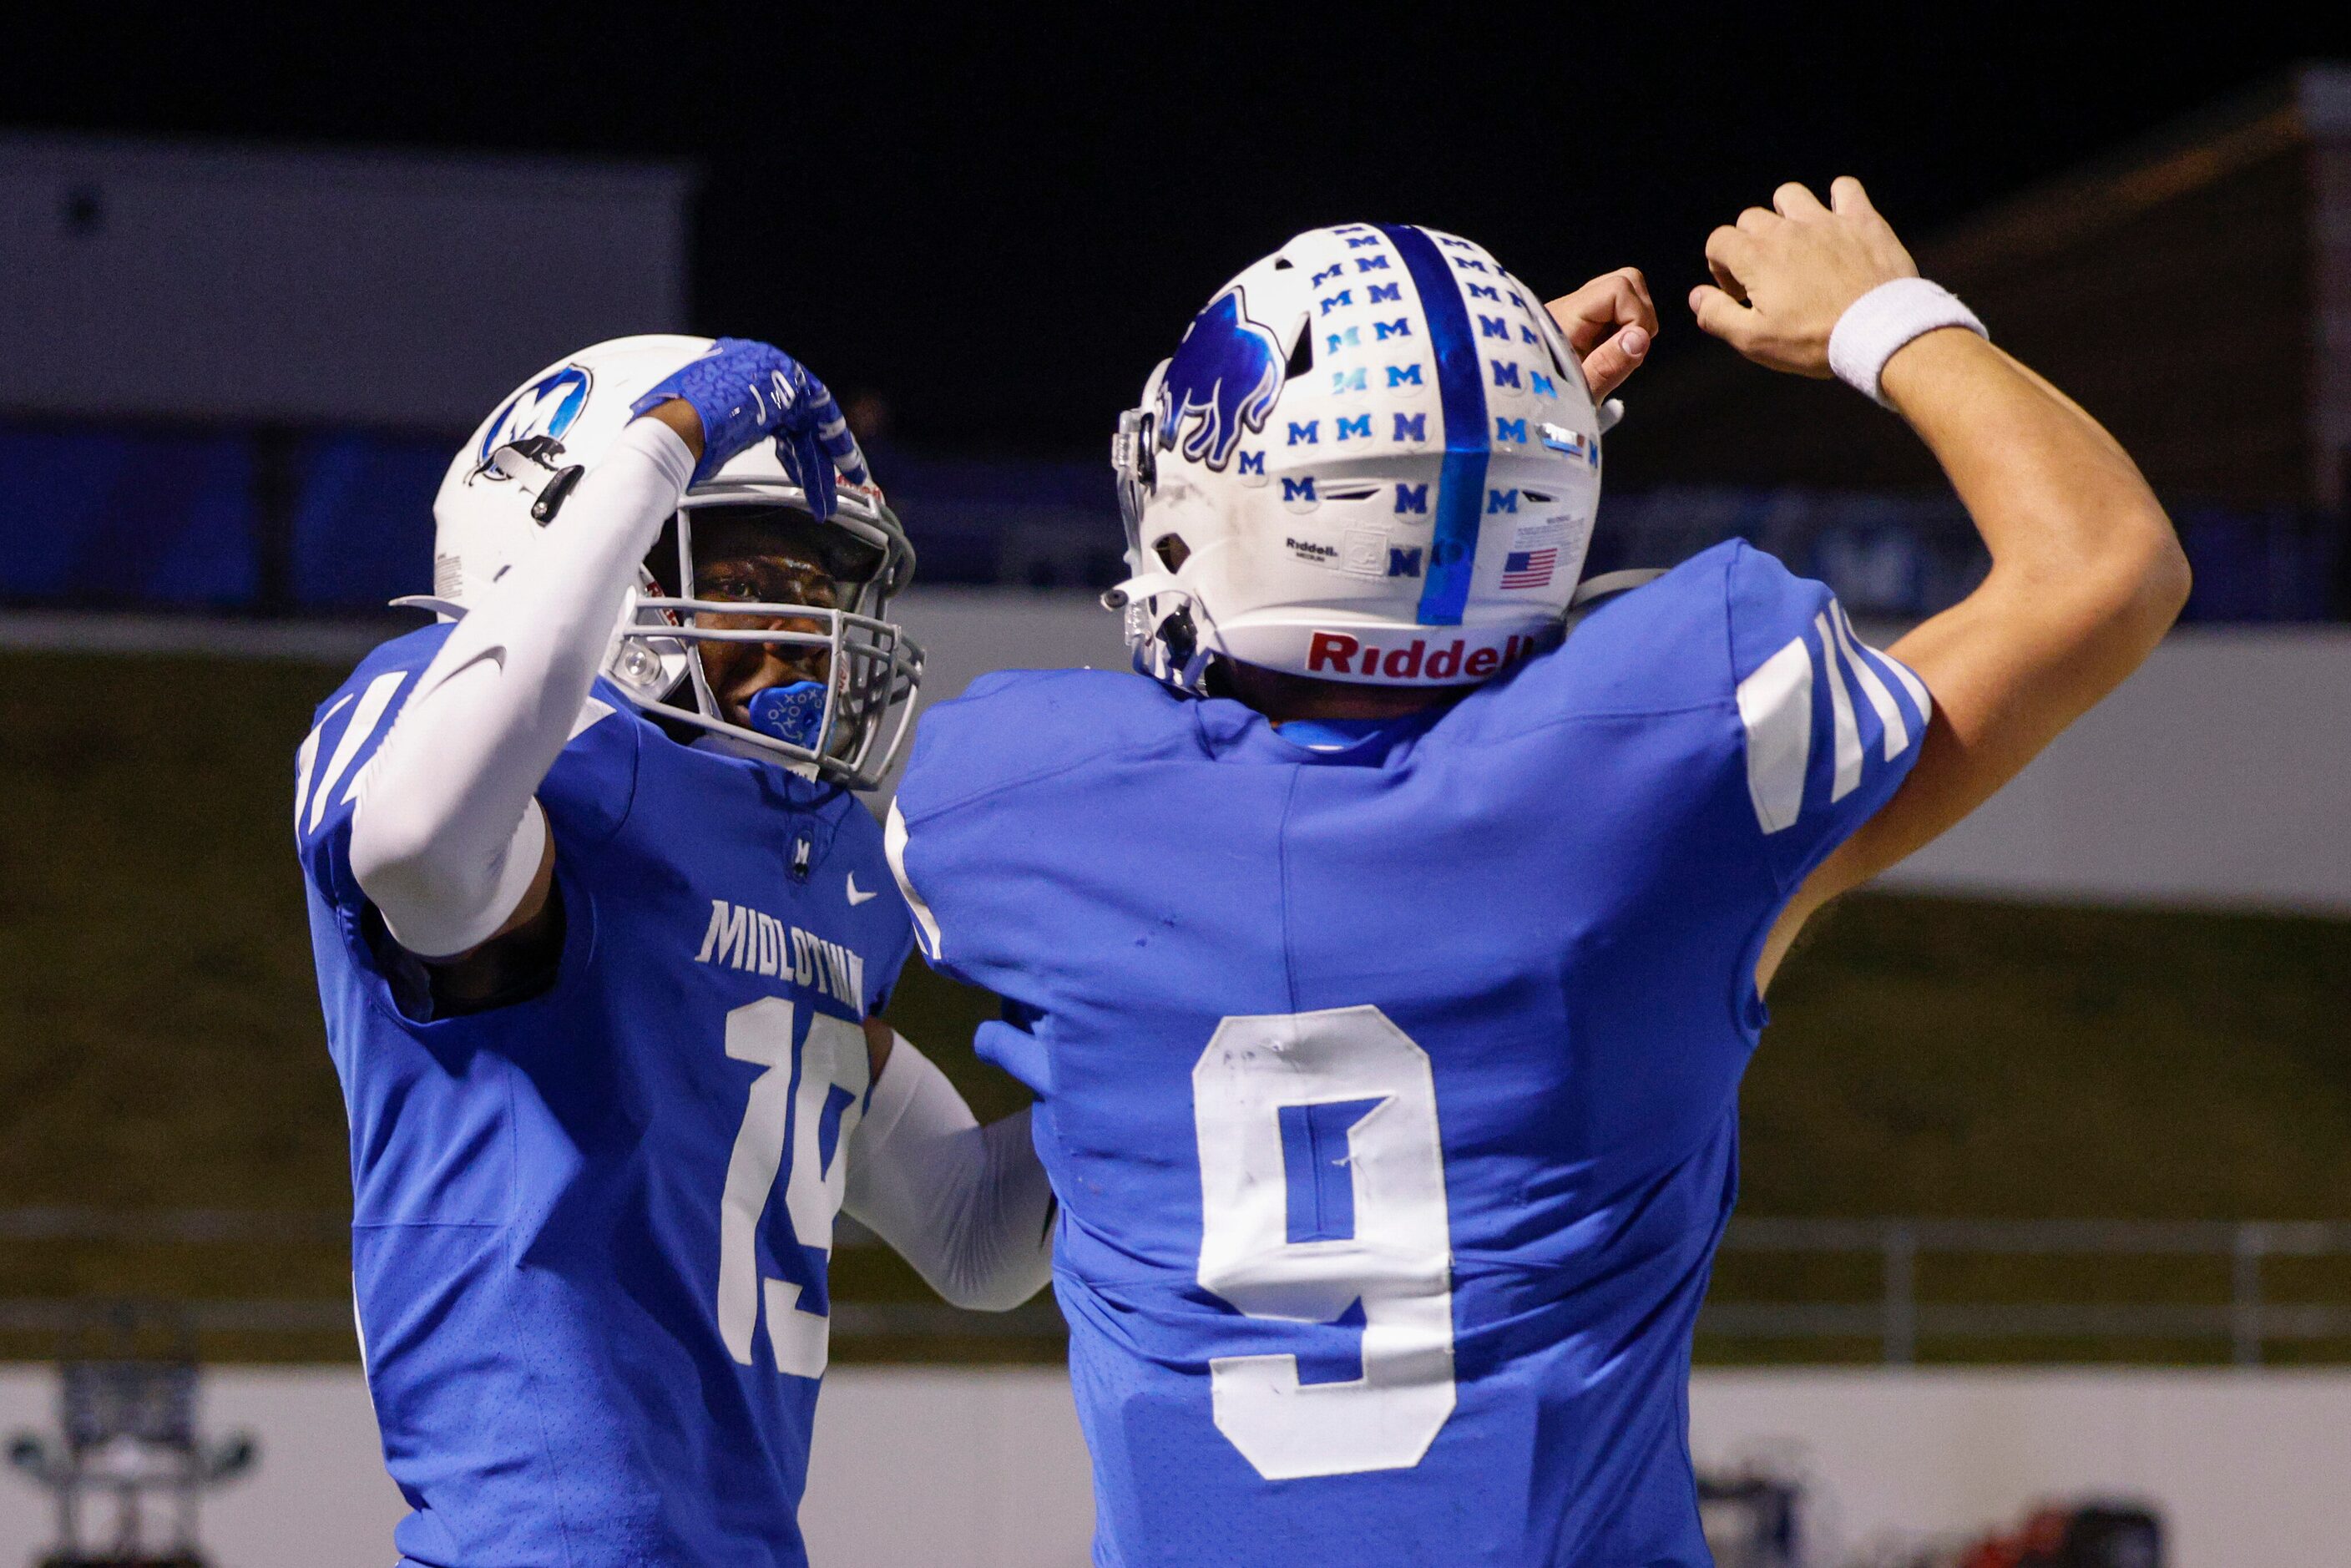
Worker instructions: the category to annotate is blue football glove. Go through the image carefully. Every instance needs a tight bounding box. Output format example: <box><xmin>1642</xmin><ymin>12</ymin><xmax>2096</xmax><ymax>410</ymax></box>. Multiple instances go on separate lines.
<box><xmin>629</xmin><ymin>337</ymin><xmax>870</xmax><ymax>518</ymax></box>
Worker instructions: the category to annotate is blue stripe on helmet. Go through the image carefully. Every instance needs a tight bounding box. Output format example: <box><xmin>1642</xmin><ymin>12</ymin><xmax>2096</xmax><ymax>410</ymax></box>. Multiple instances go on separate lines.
<box><xmin>1378</xmin><ymin>224</ymin><xmax>1489</xmax><ymax>626</ymax></box>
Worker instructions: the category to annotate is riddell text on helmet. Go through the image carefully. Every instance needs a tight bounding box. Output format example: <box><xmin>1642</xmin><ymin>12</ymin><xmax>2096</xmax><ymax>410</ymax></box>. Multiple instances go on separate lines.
<box><xmin>1307</xmin><ymin>630</ymin><xmax>1536</xmax><ymax>681</ymax></box>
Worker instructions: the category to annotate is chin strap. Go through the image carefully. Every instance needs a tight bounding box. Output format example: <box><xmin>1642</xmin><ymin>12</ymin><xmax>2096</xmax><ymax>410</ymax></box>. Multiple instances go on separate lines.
<box><xmin>1099</xmin><ymin>570</ymin><xmax>1189</xmax><ymax>613</ymax></box>
<box><xmin>1567</xmin><ymin>568</ymin><xmax>1666</xmax><ymax>609</ymax></box>
<box><xmin>389</xmin><ymin>594</ymin><xmax>468</xmax><ymax>620</ymax></box>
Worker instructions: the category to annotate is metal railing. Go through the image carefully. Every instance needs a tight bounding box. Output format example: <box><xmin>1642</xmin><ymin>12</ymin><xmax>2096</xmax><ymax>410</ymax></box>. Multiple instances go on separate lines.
<box><xmin>1703</xmin><ymin>1218</ymin><xmax>2351</xmax><ymax>1365</ymax></box>
<box><xmin>0</xmin><ymin>1207</ymin><xmax>1066</xmax><ymax>1347</ymax></box>
<box><xmin>8</xmin><ymin>1210</ymin><xmax>2349</xmax><ymax>1363</ymax></box>
<box><xmin>0</xmin><ymin>1208</ymin><xmax>348</xmax><ymax>1245</ymax></box>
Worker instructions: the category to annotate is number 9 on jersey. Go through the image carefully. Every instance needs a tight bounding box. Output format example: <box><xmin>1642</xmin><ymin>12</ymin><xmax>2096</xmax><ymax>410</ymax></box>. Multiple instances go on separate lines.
<box><xmin>1192</xmin><ymin>1005</ymin><xmax>1457</xmax><ymax>1480</ymax></box>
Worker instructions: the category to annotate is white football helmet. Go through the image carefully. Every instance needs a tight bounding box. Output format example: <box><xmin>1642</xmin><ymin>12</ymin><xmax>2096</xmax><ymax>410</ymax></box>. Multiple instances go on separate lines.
<box><xmin>1109</xmin><ymin>223</ymin><xmax>1605</xmax><ymax>690</ymax></box>
<box><xmin>422</xmin><ymin>335</ymin><xmax>921</xmax><ymax>788</ymax></box>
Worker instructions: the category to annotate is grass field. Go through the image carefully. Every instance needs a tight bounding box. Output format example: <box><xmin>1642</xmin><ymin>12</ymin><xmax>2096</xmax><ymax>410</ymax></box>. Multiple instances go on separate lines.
<box><xmin>2</xmin><ymin>645</ymin><xmax>2346</xmax><ymax>1363</ymax></box>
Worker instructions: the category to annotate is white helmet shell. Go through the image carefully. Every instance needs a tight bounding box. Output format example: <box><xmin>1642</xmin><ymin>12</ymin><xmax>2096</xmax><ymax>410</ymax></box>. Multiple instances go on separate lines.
<box><xmin>427</xmin><ymin>334</ymin><xmax>921</xmax><ymax>787</ymax></box>
<box><xmin>1110</xmin><ymin>223</ymin><xmax>1602</xmax><ymax>689</ymax></box>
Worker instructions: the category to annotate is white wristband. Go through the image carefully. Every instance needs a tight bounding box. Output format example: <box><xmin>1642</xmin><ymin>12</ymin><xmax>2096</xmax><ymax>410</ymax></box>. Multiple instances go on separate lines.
<box><xmin>1828</xmin><ymin>278</ymin><xmax>1987</xmax><ymax>408</ymax></box>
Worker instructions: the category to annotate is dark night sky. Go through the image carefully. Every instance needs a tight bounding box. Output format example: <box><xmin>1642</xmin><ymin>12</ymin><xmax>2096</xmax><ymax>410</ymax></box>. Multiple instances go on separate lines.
<box><xmin>8</xmin><ymin>5</ymin><xmax>2348</xmax><ymax>457</ymax></box>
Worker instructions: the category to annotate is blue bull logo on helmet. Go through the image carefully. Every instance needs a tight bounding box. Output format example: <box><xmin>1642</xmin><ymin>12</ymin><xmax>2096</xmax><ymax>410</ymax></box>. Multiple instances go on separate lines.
<box><xmin>1155</xmin><ymin>288</ymin><xmax>1283</xmax><ymax>472</ymax></box>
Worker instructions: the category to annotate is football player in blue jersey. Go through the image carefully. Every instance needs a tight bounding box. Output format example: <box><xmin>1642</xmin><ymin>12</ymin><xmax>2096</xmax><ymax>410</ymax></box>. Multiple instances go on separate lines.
<box><xmin>885</xmin><ymin>185</ymin><xmax>2189</xmax><ymax>1566</ymax></box>
<box><xmin>295</xmin><ymin>335</ymin><xmax>1054</xmax><ymax>1567</ymax></box>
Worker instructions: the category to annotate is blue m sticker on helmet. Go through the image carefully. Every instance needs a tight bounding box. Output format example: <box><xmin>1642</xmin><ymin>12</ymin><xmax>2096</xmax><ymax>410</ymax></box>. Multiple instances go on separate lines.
<box><xmin>1155</xmin><ymin>288</ymin><xmax>1285</xmax><ymax>472</ymax></box>
<box><xmin>1377</xmin><ymin>225</ymin><xmax>1489</xmax><ymax>627</ymax></box>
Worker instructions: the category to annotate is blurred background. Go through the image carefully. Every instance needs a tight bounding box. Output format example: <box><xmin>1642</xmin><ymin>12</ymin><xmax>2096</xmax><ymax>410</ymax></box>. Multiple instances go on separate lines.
<box><xmin>1</xmin><ymin>7</ymin><xmax>2348</xmax><ymax>1565</ymax></box>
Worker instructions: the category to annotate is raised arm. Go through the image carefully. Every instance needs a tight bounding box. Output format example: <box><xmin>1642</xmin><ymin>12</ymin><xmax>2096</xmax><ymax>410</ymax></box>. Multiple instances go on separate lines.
<box><xmin>1690</xmin><ymin>179</ymin><xmax>2192</xmax><ymax>988</ymax></box>
<box><xmin>350</xmin><ymin>340</ymin><xmax>860</xmax><ymax>964</ymax></box>
<box><xmin>348</xmin><ymin>406</ymin><xmax>702</xmax><ymax>959</ymax></box>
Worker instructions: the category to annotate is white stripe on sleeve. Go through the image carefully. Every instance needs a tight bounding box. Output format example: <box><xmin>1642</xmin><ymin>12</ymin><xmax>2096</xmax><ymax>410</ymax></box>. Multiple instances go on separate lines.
<box><xmin>884</xmin><ymin>801</ymin><xmax>944</xmax><ymax>960</ymax></box>
<box><xmin>294</xmin><ymin>692</ymin><xmax>353</xmax><ymax>829</ymax></box>
<box><xmin>1735</xmin><ymin>635</ymin><xmax>1814</xmax><ymax>835</ymax></box>
<box><xmin>1814</xmin><ymin>613</ymin><xmax>1863</xmax><ymax>803</ymax></box>
<box><xmin>1828</xmin><ymin>604</ymin><xmax>1909</xmax><ymax>759</ymax></box>
<box><xmin>307</xmin><ymin>671</ymin><xmax>407</xmax><ymax>834</ymax></box>
<box><xmin>1863</xmin><ymin>620</ymin><xmax>1935</xmax><ymax>729</ymax></box>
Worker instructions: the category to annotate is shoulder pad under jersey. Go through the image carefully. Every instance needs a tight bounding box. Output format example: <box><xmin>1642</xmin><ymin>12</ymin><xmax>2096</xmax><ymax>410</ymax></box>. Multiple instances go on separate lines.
<box><xmin>898</xmin><ymin>666</ymin><xmax>1198</xmax><ymax>819</ymax></box>
<box><xmin>293</xmin><ymin>622</ymin><xmax>643</xmax><ymax>910</ymax></box>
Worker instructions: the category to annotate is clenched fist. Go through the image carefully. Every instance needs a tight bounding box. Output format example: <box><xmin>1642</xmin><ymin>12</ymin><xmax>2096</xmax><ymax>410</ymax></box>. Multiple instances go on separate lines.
<box><xmin>1689</xmin><ymin>177</ymin><xmax>1919</xmax><ymax>377</ymax></box>
<box><xmin>1544</xmin><ymin>266</ymin><xmax>1658</xmax><ymax>401</ymax></box>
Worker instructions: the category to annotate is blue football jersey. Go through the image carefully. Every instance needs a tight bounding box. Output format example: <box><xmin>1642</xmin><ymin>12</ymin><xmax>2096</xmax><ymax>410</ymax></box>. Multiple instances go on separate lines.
<box><xmin>888</xmin><ymin>541</ymin><xmax>1931</xmax><ymax>1567</ymax></box>
<box><xmin>295</xmin><ymin>623</ymin><xmax>915</xmax><ymax>1568</ymax></box>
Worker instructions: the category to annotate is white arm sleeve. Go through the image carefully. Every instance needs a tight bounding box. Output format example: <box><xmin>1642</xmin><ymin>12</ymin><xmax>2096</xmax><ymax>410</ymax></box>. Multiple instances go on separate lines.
<box><xmin>349</xmin><ymin>418</ymin><xmax>697</xmax><ymax>958</ymax></box>
<box><xmin>844</xmin><ymin>1036</ymin><xmax>1056</xmax><ymax>1313</ymax></box>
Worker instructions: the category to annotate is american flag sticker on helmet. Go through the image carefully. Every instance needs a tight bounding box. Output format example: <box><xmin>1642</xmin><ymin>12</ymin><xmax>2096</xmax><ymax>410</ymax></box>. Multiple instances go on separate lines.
<box><xmin>1500</xmin><ymin>548</ymin><xmax>1557</xmax><ymax>589</ymax></box>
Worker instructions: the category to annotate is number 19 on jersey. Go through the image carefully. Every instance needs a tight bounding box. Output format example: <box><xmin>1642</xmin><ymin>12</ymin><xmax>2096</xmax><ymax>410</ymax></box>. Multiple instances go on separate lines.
<box><xmin>716</xmin><ymin>997</ymin><xmax>869</xmax><ymax>1378</ymax></box>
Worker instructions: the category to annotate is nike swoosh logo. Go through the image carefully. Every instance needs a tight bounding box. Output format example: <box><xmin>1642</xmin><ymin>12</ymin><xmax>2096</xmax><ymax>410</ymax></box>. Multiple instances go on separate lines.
<box><xmin>846</xmin><ymin>872</ymin><xmax>879</xmax><ymax>907</ymax></box>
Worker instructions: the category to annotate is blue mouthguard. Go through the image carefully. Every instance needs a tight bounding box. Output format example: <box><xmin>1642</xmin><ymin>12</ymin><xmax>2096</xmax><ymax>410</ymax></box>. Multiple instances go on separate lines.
<box><xmin>746</xmin><ymin>681</ymin><xmax>827</xmax><ymax>750</ymax></box>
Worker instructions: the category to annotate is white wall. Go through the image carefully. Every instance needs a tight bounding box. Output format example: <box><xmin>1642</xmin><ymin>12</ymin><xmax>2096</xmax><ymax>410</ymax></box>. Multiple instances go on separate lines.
<box><xmin>0</xmin><ymin>1363</ymin><xmax>1093</xmax><ymax>1568</ymax></box>
<box><xmin>0</xmin><ymin>1364</ymin><xmax>406</xmax><ymax>1568</ymax></box>
<box><xmin>799</xmin><ymin>1368</ymin><xmax>1097</xmax><ymax>1568</ymax></box>
<box><xmin>4</xmin><ymin>1363</ymin><xmax>2346</xmax><ymax>1568</ymax></box>
<box><xmin>1689</xmin><ymin>1368</ymin><xmax>2351</xmax><ymax>1566</ymax></box>
<box><xmin>0</xmin><ymin>134</ymin><xmax>693</xmax><ymax>429</ymax></box>
<box><xmin>1874</xmin><ymin>625</ymin><xmax>2351</xmax><ymax>913</ymax></box>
